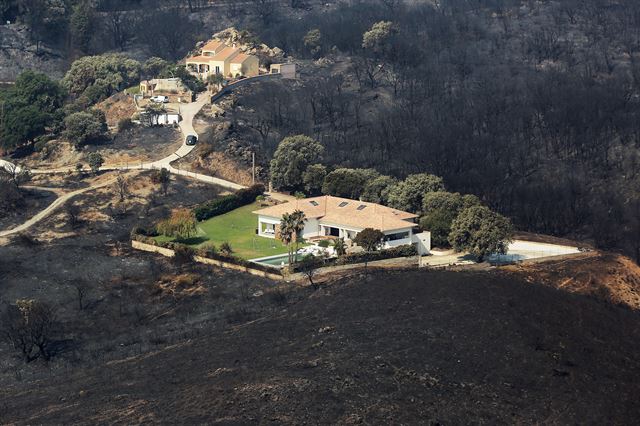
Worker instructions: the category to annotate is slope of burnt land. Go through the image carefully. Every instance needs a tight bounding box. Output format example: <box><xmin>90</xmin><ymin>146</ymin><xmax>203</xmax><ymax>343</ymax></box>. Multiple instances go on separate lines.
<box><xmin>2</xmin><ymin>268</ymin><xmax>639</xmax><ymax>424</ymax></box>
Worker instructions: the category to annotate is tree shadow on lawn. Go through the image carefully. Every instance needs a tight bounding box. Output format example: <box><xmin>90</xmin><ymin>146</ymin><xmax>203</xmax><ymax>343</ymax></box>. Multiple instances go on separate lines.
<box><xmin>175</xmin><ymin>236</ymin><xmax>209</xmax><ymax>246</ymax></box>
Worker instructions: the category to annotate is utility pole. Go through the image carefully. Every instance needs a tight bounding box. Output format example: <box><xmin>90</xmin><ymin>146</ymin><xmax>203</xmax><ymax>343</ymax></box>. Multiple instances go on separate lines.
<box><xmin>252</xmin><ymin>151</ymin><xmax>255</xmax><ymax>185</ymax></box>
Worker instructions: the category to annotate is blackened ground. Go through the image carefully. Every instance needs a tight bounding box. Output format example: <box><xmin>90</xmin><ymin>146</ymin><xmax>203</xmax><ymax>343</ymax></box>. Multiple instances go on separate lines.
<box><xmin>2</xmin><ymin>269</ymin><xmax>639</xmax><ymax>424</ymax></box>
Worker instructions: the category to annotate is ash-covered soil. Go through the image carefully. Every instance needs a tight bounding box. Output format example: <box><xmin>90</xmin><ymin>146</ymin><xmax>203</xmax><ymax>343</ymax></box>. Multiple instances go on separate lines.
<box><xmin>2</xmin><ymin>267</ymin><xmax>639</xmax><ymax>424</ymax></box>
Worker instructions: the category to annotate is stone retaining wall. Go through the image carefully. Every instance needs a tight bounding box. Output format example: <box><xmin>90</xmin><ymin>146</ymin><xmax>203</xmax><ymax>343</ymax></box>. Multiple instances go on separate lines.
<box><xmin>131</xmin><ymin>240</ymin><xmax>284</xmax><ymax>281</ymax></box>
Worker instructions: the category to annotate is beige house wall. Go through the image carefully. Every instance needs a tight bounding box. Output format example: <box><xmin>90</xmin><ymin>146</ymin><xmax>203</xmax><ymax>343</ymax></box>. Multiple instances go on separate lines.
<box><xmin>231</xmin><ymin>56</ymin><xmax>259</xmax><ymax>77</ymax></box>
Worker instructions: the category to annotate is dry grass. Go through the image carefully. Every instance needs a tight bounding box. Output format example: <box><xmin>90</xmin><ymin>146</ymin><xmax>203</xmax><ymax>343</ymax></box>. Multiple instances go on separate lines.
<box><xmin>507</xmin><ymin>251</ymin><xmax>640</xmax><ymax>309</ymax></box>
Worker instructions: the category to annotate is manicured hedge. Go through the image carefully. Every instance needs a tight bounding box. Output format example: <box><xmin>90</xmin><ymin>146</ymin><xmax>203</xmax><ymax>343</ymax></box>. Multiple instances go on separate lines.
<box><xmin>193</xmin><ymin>184</ymin><xmax>265</xmax><ymax>221</ymax></box>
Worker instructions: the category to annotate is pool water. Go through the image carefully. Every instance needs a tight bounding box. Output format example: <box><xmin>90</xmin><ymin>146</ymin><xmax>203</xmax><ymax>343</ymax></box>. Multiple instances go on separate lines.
<box><xmin>251</xmin><ymin>253</ymin><xmax>291</xmax><ymax>267</ymax></box>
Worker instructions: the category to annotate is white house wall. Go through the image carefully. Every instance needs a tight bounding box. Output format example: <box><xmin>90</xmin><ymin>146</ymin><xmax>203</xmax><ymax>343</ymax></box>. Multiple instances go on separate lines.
<box><xmin>411</xmin><ymin>231</ymin><xmax>431</xmax><ymax>255</ymax></box>
<box><xmin>302</xmin><ymin>218</ymin><xmax>320</xmax><ymax>238</ymax></box>
<box><xmin>257</xmin><ymin>215</ymin><xmax>279</xmax><ymax>238</ymax></box>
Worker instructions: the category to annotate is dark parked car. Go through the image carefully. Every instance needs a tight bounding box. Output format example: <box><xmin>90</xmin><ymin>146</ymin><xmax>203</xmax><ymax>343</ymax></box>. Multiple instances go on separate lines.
<box><xmin>185</xmin><ymin>135</ymin><xmax>197</xmax><ymax>146</ymax></box>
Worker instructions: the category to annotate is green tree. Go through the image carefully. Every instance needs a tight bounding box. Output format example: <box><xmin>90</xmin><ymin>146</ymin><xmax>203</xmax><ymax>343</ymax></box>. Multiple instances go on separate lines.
<box><xmin>70</xmin><ymin>0</ymin><xmax>94</xmax><ymax>53</ymax></box>
<box><xmin>321</xmin><ymin>168</ymin><xmax>379</xmax><ymax>199</ymax></box>
<box><xmin>361</xmin><ymin>175</ymin><xmax>397</xmax><ymax>204</ymax></box>
<box><xmin>302</xmin><ymin>163</ymin><xmax>327</xmax><ymax>195</ymax></box>
<box><xmin>362</xmin><ymin>21</ymin><xmax>395</xmax><ymax>53</ymax></box>
<box><xmin>279</xmin><ymin>212</ymin><xmax>296</xmax><ymax>265</ymax></box>
<box><xmin>64</xmin><ymin>110</ymin><xmax>108</xmax><ymax>149</ymax></box>
<box><xmin>0</xmin><ymin>71</ymin><xmax>66</xmax><ymax>150</ymax></box>
<box><xmin>290</xmin><ymin>209</ymin><xmax>307</xmax><ymax>262</ymax></box>
<box><xmin>270</xmin><ymin>135</ymin><xmax>324</xmax><ymax>191</ymax></box>
<box><xmin>420</xmin><ymin>191</ymin><xmax>482</xmax><ymax>247</ymax></box>
<box><xmin>332</xmin><ymin>237</ymin><xmax>347</xmax><ymax>257</ymax></box>
<box><xmin>386</xmin><ymin>173</ymin><xmax>445</xmax><ymax>213</ymax></box>
<box><xmin>10</xmin><ymin>70</ymin><xmax>66</xmax><ymax>112</ymax></box>
<box><xmin>157</xmin><ymin>208</ymin><xmax>197</xmax><ymax>240</ymax></box>
<box><xmin>0</xmin><ymin>106</ymin><xmax>49</xmax><ymax>150</ymax></box>
<box><xmin>142</xmin><ymin>57</ymin><xmax>171</xmax><ymax>79</ymax></box>
<box><xmin>354</xmin><ymin>228</ymin><xmax>385</xmax><ymax>252</ymax></box>
<box><xmin>449</xmin><ymin>206</ymin><xmax>514</xmax><ymax>262</ymax></box>
<box><xmin>87</xmin><ymin>152</ymin><xmax>104</xmax><ymax>174</ymax></box>
<box><xmin>303</xmin><ymin>28</ymin><xmax>322</xmax><ymax>57</ymax></box>
<box><xmin>62</xmin><ymin>54</ymin><xmax>141</xmax><ymax>100</ymax></box>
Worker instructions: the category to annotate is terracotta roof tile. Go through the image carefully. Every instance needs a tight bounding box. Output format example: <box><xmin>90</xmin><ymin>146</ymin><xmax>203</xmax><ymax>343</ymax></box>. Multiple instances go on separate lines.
<box><xmin>185</xmin><ymin>55</ymin><xmax>213</xmax><ymax>63</ymax></box>
<box><xmin>202</xmin><ymin>40</ymin><xmax>225</xmax><ymax>52</ymax></box>
<box><xmin>253</xmin><ymin>195</ymin><xmax>417</xmax><ymax>232</ymax></box>
<box><xmin>231</xmin><ymin>53</ymin><xmax>251</xmax><ymax>63</ymax></box>
<box><xmin>210</xmin><ymin>47</ymin><xmax>240</xmax><ymax>61</ymax></box>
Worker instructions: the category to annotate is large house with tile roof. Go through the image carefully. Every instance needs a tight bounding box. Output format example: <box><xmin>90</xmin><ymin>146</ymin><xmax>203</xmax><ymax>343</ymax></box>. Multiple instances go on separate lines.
<box><xmin>185</xmin><ymin>39</ymin><xmax>259</xmax><ymax>79</ymax></box>
<box><xmin>253</xmin><ymin>195</ymin><xmax>431</xmax><ymax>253</ymax></box>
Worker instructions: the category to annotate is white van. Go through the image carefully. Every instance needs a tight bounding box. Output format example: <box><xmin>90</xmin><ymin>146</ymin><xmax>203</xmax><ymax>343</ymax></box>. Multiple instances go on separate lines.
<box><xmin>150</xmin><ymin>95</ymin><xmax>169</xmax><ymax>103</ymax></box>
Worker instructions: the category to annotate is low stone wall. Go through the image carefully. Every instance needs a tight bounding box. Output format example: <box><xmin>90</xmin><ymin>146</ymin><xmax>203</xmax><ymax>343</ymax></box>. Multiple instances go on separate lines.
<box><xmin>131</xmin><ymin>240</ymin><xmax>283</xmax><ymax>281</ymax></box>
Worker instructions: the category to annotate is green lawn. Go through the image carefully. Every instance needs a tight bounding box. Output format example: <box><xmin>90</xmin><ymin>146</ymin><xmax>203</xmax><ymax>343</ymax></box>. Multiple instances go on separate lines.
<box><xmin>156</xmin><ymin>202</ymin><xmax>293</xmax><ymax>260</ymax></box>
<box><xmin>124</xmin><ymin>85</ymin><xmax>141</xmax><ymax>95</ymax></box>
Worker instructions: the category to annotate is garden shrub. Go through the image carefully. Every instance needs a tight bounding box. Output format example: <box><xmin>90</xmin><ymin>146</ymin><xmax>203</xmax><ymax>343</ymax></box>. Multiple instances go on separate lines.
<box><xmin>131</xmin><ymin>225</ymin><xmax>158</xmax><ymax>238</ymax></box>
<box><xmin>197</xmin><ymin>243</ymin><xmax>217</xmax><ymax>257</ymax></box>
<box><xmin>334</xmin><ymin>244</ymin><xmax>417</xmax><ymax>266</ymax></box>
<box><xmin>173</xmin><ymin>245</ymin><xmax>195</xmax><ymax>264</ymax></box>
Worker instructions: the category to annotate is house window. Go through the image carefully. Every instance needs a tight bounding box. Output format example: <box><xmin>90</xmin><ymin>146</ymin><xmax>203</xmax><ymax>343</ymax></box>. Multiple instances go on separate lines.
<box><xmin>215</xmin><ymin>66</ymin><xmax>220</xmax><ymax>74</ymax></box>
<box><xmin>386</xmin><ymin>231</ymin><xmax>410</xmax><ymax>241</ymax></box>
<box><xmin>338</xmin><ymin>201</ymin><xmax>349</xmax><ymax>207</ymax></box>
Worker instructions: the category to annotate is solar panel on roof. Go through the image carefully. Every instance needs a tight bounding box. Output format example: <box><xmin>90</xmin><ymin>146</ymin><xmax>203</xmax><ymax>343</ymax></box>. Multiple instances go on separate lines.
<box><xmin>309</xmin><ymin>200</ymin><xmax>319</xmax><ymax>206</ymax></box>
<box><xmin>357</xmin><ymin>205</ymin><xmax>367</xmax><ymax>210</ymax></box>
<box><xmin>338</xmin><ymin>201</ymin><xmax>349</xmax><ymax>207</ymax></box>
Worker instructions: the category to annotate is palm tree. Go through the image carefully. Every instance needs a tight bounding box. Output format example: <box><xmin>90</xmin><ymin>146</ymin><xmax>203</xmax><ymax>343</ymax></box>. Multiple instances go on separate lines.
<box><xmin>290</xmin><ymin>209</ymin><xmax>307</xmax><ymax>262</ymax></box>
<box><xmin>206</xmin><ymin>73</ymin><xmax>225</xmax><ymax>91</ymax></box>
<box><xmin>279</xmin><ymin>213</ymin><xmax>296</xmax><ymax>265</ymax></box>
<box><xmin>332</xmin><ymin>237</ymin><xmax>347</xmax><ymax>257</ymax></box>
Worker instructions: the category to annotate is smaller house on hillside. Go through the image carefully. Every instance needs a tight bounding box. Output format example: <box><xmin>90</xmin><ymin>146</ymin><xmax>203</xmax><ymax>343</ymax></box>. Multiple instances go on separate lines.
<box><xmin>139</xmin><ymin>78</ymin><xmax>190</xmax><ymax>96</ymax></box>
<box><xmin>185</xmin><ymin>39</ymin><xmax>260</xmax><ymax>80</ymax></box>
<box><xmin>270</xmin><ymin>63</ymin><xmax>297</xmax><ymax>79</ymax></box>
<box><xmin>253</xmin><ymin>195</ymin><xmax>431</xmax><ymax>254</ymax></box>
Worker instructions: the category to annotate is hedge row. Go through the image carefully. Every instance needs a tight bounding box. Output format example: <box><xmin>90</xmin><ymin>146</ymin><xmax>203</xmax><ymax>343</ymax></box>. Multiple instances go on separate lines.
<box><xmin>193</xmin><ymin>184</ymin><xmax>265</xmax><ymax>221</ymax></box>
<box><xmin>290</xmin><ymin>244</ymin><xmax>418</xmax><ymax>272</ymax></box>
<box><xmin>131</xmin><ymin>232</ymin><xmax>281</xmax><ymax>275</ymax></box>
<box><xmin>335</xmin><ymin>244</ymin><xmax>418</xmax><ymax>265</ymax></box>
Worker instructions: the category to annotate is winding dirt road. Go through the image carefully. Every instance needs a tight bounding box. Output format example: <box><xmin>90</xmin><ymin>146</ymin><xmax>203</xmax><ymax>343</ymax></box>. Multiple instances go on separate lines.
<box><xmin>0</xmin><ymin>93</ymin><xmax>245</xmax><ymax>238</ymax></box>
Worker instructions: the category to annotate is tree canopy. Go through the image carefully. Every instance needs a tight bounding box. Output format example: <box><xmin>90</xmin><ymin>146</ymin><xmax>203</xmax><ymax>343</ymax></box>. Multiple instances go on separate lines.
<box><xmin>321</xmin><ymin>168</ymin><xmax>379</xmax><ymax>199</ymax></box>
<box><xmin>449</xmin><ymin>206</ymin><xmax>514</xmax><ymax>261</ymax></box>
<box><xmin>62</xmin><ymin>54</ymin><xmax>141</xmax><ymax>101</ymax></box>
<box><xmin>420</xmin><ymin>191</ymin><xmax>481</xmax><ymax>247</ymax></box>
<box><xmin>354</xmin><ymin>228</ymin><xmax>385</xmax><ymax>252</ymax></box>
<box><xmin>64</xmin><ymin>110</ymin><xmax>108</xmax><ymax>150</ymax></box>
<box><xmin>361</xmin><ymin>175</ymin><xmax>397</xmax><ymax>204</ymax></box>
<box><xmin>303</xmin><ymin>163</ymin><xmax>327</xmax><ymax>195</ymax></box>
<box><xmin>270</xmin><ymin>135</ymin><xmax>324</xmax><ymax>191</ymax></box>
<box><xmin>0</xmin><ymin>71</ymin><xmax>66</xmax><ymax>150</ymax></box>
<box><xmin>386</xmin><ymin>173</ymin><xmax>445</xmax><ymax>213</ymax></box>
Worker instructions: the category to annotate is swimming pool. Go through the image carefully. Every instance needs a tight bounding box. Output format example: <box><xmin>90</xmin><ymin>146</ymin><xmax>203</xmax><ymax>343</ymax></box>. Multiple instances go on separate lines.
<box><xmin>250</xmin><ymin>253</ymin><xmax>291</xmax><ymax>268</ymax></box>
